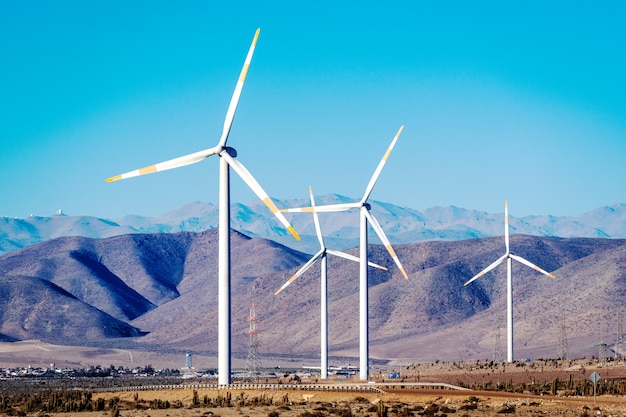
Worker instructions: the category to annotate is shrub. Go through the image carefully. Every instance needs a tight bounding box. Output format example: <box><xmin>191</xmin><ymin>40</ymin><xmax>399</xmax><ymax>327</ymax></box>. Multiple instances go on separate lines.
<box><xmin>496</xmin><ymin>404</ymin><xmax>515</xmax><ymax>414</ymax></box>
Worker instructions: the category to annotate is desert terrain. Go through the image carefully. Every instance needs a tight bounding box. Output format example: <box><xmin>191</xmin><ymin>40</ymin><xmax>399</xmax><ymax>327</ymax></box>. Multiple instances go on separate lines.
<box><xmin>3</xmin><ymin>357</ymin><xmax>625</xmax><ymax>417</ymax></box>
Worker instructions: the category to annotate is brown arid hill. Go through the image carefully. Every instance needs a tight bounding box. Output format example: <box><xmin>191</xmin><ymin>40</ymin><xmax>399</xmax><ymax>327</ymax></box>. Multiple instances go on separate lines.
<box><xmin>0</xmin><ymin>230</ymin><xmax>625</xmax><ymax>368</ymax></box>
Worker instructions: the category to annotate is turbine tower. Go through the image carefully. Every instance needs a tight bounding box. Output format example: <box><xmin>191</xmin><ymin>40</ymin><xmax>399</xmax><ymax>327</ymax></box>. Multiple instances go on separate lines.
<box><xmin>105</xmin><ymin>29</ymin><xmax>299</xmax><ymax>385</ymax></box>
<box><xmin>464</xmin><ymin>200</ymin><xmax>555</xmax><ymax>362</ymax></box>
<box><xmin>282</xmin><ymin>127</ymin><xmax>408</xmax><ymax>380</ymax></box>
<box><xmin>275</xmin><ymin>186</ymin><xmax>386</xmax><ymax>379</ymax></box>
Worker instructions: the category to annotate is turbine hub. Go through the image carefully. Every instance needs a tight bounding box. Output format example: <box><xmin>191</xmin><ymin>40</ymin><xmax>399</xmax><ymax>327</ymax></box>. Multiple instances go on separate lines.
<box><xmin>363</xmin><ymin>202</ymin><xmax>371</xmax><ymax>211</ymax></box>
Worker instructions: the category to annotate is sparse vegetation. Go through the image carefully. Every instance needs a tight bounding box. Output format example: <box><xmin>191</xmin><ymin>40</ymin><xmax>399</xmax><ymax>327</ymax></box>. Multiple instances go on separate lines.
<box><xmin>0</xmin><ymin>359</ymin><xmax>624</xmax><ymax>417</ymax></box>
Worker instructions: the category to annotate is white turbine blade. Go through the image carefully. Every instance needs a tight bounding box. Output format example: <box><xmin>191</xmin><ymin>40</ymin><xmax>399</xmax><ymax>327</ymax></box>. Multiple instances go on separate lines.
<box><xmin>274</xmin><ymin>250</ymin><xmax>324</xmax><ymax>295</ymax></box>
<box><xmin>107</xmin><ymin>29</ymin><xmax>259</xmax><ymax>183</ymax></box>
<box><xmin>464</xmin><ymin>253</ymin><xmax>508</xmax><ymax>286</ymax></box>
<box><xmin>280</xmin><ymin>206</ymin><xmax>316</xmax><ymax>213</ymax></box>
<box><xmin>308</xmin><ymin>202</ymin><xmax>360</xmax><ymax>212</ymax></box>
<box><xmin>106</xmin><ymin>146</ymin><xmax>220</xmax><ymax>182</ymax></box>
<box><xmin>327</xmin><ymin>249</ymin><xmax>388</xmax><ymax>270</ymax></box>
<box><xmin>363</xmin><ymin>209</ymin><xmax>408</xmax><ymax>279</ymax></box>
<box><xmin>309</xmin><ymin>186</ymin><xmax>325</xmax><ymax>248</ymax></box>
<box><xmin>222</xmin><ymin>152</ymin><xmax>300</xmax><ymax>240</ymax></box>
<box><xmin>361</xmin><ymin>125</ymin><xmax>404</xmax><ymax>204</ymax></box>
<box><xmin>510</xmin><ymin>254</ymin><xmax>556</xmax><ymax>279</ymax></box>
<box><xmin>504</xmin><ymin>200</ymin><xmax>510</xmax><ymax>254</ymax></box>
<box><xmin>280</xmin><ymin>202</ymin><xmax>360</xmax><ymax>213</ymax></box>
<box><xmin>218</xmin><ymin>28</ymin><xmax>260</xmax><ymax>148</ymax></box>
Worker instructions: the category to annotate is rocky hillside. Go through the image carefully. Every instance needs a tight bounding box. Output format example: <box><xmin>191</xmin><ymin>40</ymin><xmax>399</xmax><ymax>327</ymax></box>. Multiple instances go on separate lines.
<box><xmin>0</xmin><ymin>230</ymin><xmax>624</xmax><ymax>363</ymax></box>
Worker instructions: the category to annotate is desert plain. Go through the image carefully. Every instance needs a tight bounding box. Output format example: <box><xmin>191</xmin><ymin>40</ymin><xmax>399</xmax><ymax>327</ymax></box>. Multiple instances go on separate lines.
<box><xmin>3</xmin><ymin>356</ymin><xmax>626</xmax><ymax>417</ymax></box>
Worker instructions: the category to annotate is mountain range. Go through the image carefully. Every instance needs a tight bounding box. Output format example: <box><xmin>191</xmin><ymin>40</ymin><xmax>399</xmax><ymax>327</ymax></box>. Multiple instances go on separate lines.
<box><xmin>1</xmin><ymin>218</ymin><xmax>625</xmax><ymax>367</ymax></box>
<box><xmin>2</xmin><ymin>196</ymin><xmax>626</xmax><ymax>257</ymax></box>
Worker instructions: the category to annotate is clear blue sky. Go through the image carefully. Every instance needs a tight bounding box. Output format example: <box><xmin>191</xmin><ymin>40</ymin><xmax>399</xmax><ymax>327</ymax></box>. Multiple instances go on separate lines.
<box><xmin>1</xmin><ymin>1</ymin><xmax>625</xmax><ymax>219</ymax></box>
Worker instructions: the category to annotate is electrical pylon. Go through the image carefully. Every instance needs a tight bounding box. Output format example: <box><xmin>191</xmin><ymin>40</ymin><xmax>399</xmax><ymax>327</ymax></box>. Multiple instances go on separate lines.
<box><xmin>245</xmin><ymin>304</ymin><xmax>261</xmax><ymax>379</ymax></box>
<box><xmin>616</xmin><ymin>309</ymin><xmax>623</xmax><ymax>362</ymax></box>
<box><xmin>598</xmin><ymin>325</ymin><xmax>608</xmax><ymax>367</ymax></box>
<box><xmin>558</xmin><ymin>309</ymin><xmax>568</xmax><ymax>360</ymax></box>
<box><xmin>493</xmin><ymin>321</ymin><xmax>502</xmax><ymax>362</ymax></box>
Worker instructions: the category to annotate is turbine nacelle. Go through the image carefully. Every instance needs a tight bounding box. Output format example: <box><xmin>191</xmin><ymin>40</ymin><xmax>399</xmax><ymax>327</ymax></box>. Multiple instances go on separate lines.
<box><xmin>222</xmin><ymin>146</ymin><xmax>237</xmax><ymax>158</ymax></box>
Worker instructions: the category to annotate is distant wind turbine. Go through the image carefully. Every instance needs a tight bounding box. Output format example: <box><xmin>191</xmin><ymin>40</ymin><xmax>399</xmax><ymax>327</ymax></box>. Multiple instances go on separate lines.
<box><xmin>105</xmin><ymin>28</ymin><xmax>300</xmax><ymax>385</ymax></box>
<box><xmin>464</xmin><ymin>200</ymin><xmax>555</xmax><ymax>362</ymax></box>
<box><xmin>275</xmin><ymin>186</ymin><xmax>387</xmax><ymax>379</ymax></box>
<box><xmin>282</xmin><ymin>126</ymin><xmax>408</xmax><ymax>381</ymax></box>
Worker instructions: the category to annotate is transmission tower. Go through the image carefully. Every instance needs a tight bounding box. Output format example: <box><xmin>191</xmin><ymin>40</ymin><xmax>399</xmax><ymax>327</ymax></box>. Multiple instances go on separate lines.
<box><xmin>598</xmin><ymin>325</ymin><xmax>608</xmax><ymax>367</ymax></box>
<box><xmin>557</xmin><ymin>309</ymin><xmax>568</xmax><ymax>360</ymax></box>
<box><xmin>616</xmin><ymin>309</ymin><xmax>623</xmax><ymax>362</ymax></box>
<box><xmin>245</xmin><ymin>304</ymin><xmax>261</xmax><ymax>379</ymax></box>
<box><xmin>493</xmin><ymin>321</ymin><xmax>502</xmax><ymax>362</ymax></box>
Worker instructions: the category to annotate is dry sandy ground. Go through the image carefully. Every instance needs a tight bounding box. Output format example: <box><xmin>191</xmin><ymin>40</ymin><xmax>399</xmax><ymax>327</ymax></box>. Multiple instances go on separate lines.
<box><xmin>43</xmin><ymin>359</ymin><xmax>626</xmax><ymax>417</ymax></box>
<box><xmin>53</xmin><ymin>386</ymin><xmax>626</xmax><ymax>417</ymax></box>
<box><xmin>5</xmin><ymin>342</ymin><xmax>626</xmax><ymax>416</ymax></box>
<box><xmin>0</xmin><ymin>340</ymin><xmax>284</xmax><ymax>369</ymax></box>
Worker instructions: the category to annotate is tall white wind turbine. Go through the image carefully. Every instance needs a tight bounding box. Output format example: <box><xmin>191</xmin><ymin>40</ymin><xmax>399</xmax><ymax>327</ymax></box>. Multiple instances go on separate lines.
<box><xmin>282</xmin><ymin>126</ymin><xmax>408</xmax><ymax>380</ymax></box>
<box><xmin>275</xmin><ymin>186</ymin><xmax>387</xmax><ymax>379</ymax></box>
<box><xmin>464</xmin><ymin>200</ymin><xmax>555</xmax><ymax>362</ymax></box>
<box><xmin>105</xmin><ymin>29</ymin><xmax>300</xmax><ymax>385</ymax></box>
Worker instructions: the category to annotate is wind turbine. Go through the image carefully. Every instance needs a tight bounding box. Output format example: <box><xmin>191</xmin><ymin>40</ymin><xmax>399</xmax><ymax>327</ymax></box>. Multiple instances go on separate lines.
<box><xmin>282</xmin><ymin>126</ymin><xmax>408</xmax><ymax>380</ymax></box>
<box><xmin>275</xmin><ymin>186</ymin><xmax>387</xmax><ymax>379</ymax></box>
<box><xmin>464</xmin><ymin>200</ymin><xmax>555</xmax><ymax>362</ymax></box>
<box><xmin>105</xmin><ymin>28</ymin><xmax>300</xmax><ymax>385</ymax></box>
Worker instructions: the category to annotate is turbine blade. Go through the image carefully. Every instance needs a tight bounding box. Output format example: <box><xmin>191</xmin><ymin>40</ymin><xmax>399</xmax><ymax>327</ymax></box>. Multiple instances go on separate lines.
<box><xmin>222</xmin><ymin>152</ymin><xmax>300</xmax><ymax>240</ymax></box>
<box><xmin>280</xmin><ymin>206</ymin><xmax>315</xmax><ymax>213</ymax></box>
<box><xmin>510</xmin><ymin>254</ymin><xmax>556</xmax><ymax>279</ymax></box>
<box><xmin>280</xmin><ymin>202</ymin><xmax>360</xmax><ymax>213</ymax></box>
<box><xmin>464</xmin><ymin>253</ymin><xmax>508</xmax><ymax>286</ymax></box>
<box><xmin>105</xmin><ymin>146</ymin><xmax>220</xmax><ymax>182</ymax></box>
<box><xmin>504</xmin><ymin>200</ymin><xmax>510</xmax><ymax>254</ymax></box>
<box><xmin>327</xmin><ymin>249</ymin><xmax>388</xmax><ymax>270</ymax></box>
<box><xmin>218</xmin><ymin>28</ymin><xmax>260</xmax><ymax>148</ymax></box>
<box><xmin>361</xmin><ymin>125</ymin><xmax>403</xmax><ymax>204</ymax></box>
<box><xmin>274</xmin><ymin>250</ymin><xmax>324</xmax><ymax>295</ymax></box>
<box><xmin>364</xmin><ymin>209</ymin><xmax>408</xmax><ymax>279</ymax></box>
<box><xmin>106</xmin><ymin>31</ymin><xmax>260</xmax><ymax>183</ymax></box>
<box><xmin>309</xmin><ymin>186</ymin><xmax>325</xmax><ymax>248</ymax></box>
